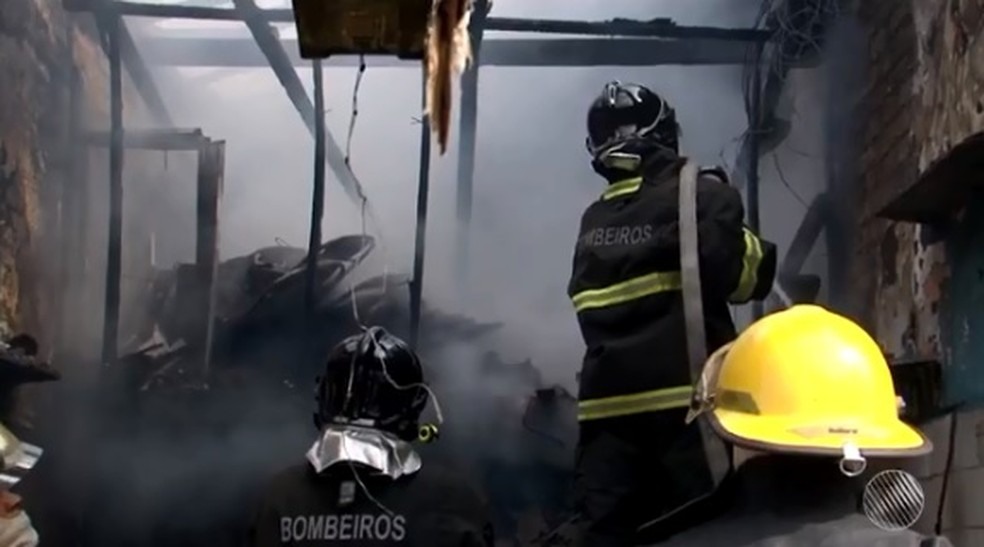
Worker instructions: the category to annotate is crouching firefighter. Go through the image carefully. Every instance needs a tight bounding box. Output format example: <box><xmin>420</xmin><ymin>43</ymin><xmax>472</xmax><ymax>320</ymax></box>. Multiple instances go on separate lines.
<box><xmin>568</xmin><ymin>81</ymin><xmax>777</xmax><ymax>546</ymax></box>
<box><xmin>249</xmin><ymin>327</ymin><xmax>494</xmax><ymax>546</ymax></box>
<box><xmin>660</xmin><ymin>304</ymin><xmax>953</xmax><ymax>546</ymax></box>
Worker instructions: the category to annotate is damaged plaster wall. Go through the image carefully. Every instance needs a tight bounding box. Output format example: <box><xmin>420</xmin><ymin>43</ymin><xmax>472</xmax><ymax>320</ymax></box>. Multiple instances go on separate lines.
<box><xmin>0</xmin><ymin>0</ymin><xmax>73</xmax><ymax>338</ymax></box>
<box><xmin>867</xmin><ymin>0</ymin><xmax>984</xmax><ymax>367</ymax></box>
<box><xmin>857</xmin><ymin>0</ymin><xmax>984</xmax><ymax>544</ymax></box>
<box><xmin>0</xmin><ymin>1</ymin><xmax>198</xmax><ymax>543</ymax></box>
<box><xmin>2</xmin><ymin>0</ymin><xmax>110</xmax><ymax>342</ymax></box>
<box><xmin>856</xmin><ymin>0</ymin><xmax>982</xmax><ymax>365</ymax></box>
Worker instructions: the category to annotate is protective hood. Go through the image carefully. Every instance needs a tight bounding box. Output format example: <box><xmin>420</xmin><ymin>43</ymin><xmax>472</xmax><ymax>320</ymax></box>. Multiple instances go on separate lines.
<box><xmin>306</xmin><ymin>425</ymin><xmax>421</xmax><ymax>479</ymax></box>
<box><xmin>0</xmin><ymin>509</ymin><xmax>38</xmax><ymax>547</ymax></box>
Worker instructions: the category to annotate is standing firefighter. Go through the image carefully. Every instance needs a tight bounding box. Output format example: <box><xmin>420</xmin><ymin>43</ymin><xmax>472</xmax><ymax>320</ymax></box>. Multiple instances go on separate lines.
<box><xmin>249</xmin><ymin>327</ymin><xmax>493</xmax><ymax>546</ymax></box>
<box><xmin>568</xmin><ymin>81</ymin><xmax>776</xmax><ymax>545</ymax></box>
<box><xmin>661</xmin><ymin>304</ymin><xmax>952</xmax><ymax>546</ymax></box>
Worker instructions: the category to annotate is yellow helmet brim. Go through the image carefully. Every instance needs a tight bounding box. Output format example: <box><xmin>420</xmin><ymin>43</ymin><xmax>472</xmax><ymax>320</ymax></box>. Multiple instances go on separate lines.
<box><xmin>709</xmin><ymin>408</ymin><xmax>932</xmax><ymax>457</ymax></box>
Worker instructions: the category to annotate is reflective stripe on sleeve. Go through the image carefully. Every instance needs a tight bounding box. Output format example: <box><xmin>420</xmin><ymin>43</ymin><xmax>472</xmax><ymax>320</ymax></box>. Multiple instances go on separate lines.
<box><xmin>729</xmin><ymin>227</ymin><xmax>764</xmax><ymax>303</ymax></box>
<box><xmin>571</xmin><ymin>271</ymin><xmax>682</xmax><ymax>312</ymax></box>
<box><xmin>578</xmin><ymin>386</ymin><xmax>693</xmax><ymax>421</ymax></box>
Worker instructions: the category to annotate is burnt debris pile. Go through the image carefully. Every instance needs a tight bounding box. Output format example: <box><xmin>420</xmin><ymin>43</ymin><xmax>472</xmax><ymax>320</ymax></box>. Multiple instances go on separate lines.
<box><xmin>80</xmin><ymin>234</ymin><xmax>576</xmax><ymax>546</ymax></box>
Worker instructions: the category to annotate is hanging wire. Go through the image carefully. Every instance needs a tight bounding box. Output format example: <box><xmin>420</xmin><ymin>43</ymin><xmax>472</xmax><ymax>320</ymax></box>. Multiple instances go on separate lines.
<box><xmin>771</xmin><ymin>152</ymin><xmax>808</xmax><ymax>208</ymax></box>
<box><xmin>732</xmin><ymin>0</ymin><xmax>842</xmax><ymax>202</ymax></box>
<box><xmin>339</xmin><ymin>54</ymin><xmax>398</xmax><ymax>328</ymax></box>
<box><xmin>329</xmin><ymin>56</ymin><xmax>444</xmax><ymax>518</ymax></box>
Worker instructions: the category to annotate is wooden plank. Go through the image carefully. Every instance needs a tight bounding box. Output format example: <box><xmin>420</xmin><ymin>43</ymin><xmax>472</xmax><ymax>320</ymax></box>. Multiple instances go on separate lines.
<box><xmin>140</xmin><ymin>36</ymin><xmax>767</xmax><ymax>67</ymax></box>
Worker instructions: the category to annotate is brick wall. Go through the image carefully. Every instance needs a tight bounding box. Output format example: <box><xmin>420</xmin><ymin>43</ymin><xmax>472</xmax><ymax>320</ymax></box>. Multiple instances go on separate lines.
<box><xmin>855</xmin><ymin>1</ymin><xmax>984</xmax><ymax>544</ymax></box>
<box><xmin>851</xmin><ymin>0</ymin><xmax>920</xmax><ymax>329</ymax></box>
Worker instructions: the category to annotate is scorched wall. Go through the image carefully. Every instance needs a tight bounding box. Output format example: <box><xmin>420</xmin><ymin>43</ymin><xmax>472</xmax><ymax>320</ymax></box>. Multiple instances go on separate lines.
<box><xmin>856</xmin><ymin>0</ymin><xmax>984</xmax><ymax>544</ymax></box>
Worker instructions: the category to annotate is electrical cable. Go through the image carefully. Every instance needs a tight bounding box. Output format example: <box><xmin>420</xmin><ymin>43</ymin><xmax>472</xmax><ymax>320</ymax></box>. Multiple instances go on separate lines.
<box><xmin>732</xmin><ymin>0</ymin><xmax>842</xmax><ymax>215</ymax></box>
<box><xmin>935</xmin><ymin>407</ymin><xmax>960</xmax><ymax>535</ymax></box>
<box><xmin>339</xmin><ymin>55</ymin><xmax>398</xmax><ymax>323</ymax></box>
<box><xmin>336</xmin><ymin>326</ymin><xmax>446</xmax><ymax>517</ymax></box>
<box><xmin>770</xmin><ymin>152</ymin><xmax>808</xmax><ymax>208</ymax></box>
<box><xmin>327</xmin><ymin>58</ymin><xmax>447</xmax><ymax>514</ymax></box>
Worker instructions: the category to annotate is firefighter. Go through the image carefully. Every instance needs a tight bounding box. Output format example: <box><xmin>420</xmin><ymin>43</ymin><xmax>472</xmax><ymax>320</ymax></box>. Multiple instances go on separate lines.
<box><xmin>0</xmin><ymin>333</ymin><xmax>57</xmax><ymax>547</ymax></box>
<box><xmin>658</xmin><ymin>304</ymin><xmax>953</xmax><ymax>546</ymax></box>
<box><xmin>249</xmin><ymin>327</ymin><xmax>493</xmax><ymax>546</ymax></box>
<box><xmin>569</xmin><ymin>81</ymin><xmax>777</xmax><ymax>545</ymax></box>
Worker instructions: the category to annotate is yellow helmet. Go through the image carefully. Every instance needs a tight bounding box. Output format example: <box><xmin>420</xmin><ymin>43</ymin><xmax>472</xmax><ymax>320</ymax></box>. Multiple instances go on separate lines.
<box><xmin>698</xmin><ymin>305</ymin><xmax>930</xmax><ymax>459</ymax></box>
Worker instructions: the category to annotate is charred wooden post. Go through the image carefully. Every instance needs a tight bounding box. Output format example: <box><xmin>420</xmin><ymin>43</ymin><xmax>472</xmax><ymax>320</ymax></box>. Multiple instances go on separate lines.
<box><xmin>409</xmin><ymin>75</ymin><xmax>433</xmax><ymax>350</ymax></box>
<box><xmin>83</xmin><ymin>127</ymin><xmax>220</xmax><ymax>371</ymax></box>
<box><xmin>195</xmin><ymin>140</ymin><xmax>224</xmax><ymax>377</ymax></box>
<box><xmin>747</xmin><ymin>41</ymin><xmax>764</xmax><ymax>320</ymax></box>
<box><xmin>141</xmin><ymin>37</ymin><xmax>779</xmax><ymax>68</ymax></box>
<box><xmin>72</xmin><ymin>0</ymin><xmax>173</xmax><ymax>124</ymax></box>
<box><xmin>454</xmin><ymin>0</ymin><xmax>487</xmax><ymax>301</ymax></box>
<box><xmin>101</xmin><ymin>14</ymin><xmax>124</xmax><ymax>367</ymax></box>
<box><xmin>779</xmin><ymin>193</ymin><xmax>828</xmax><ymax>304</ymax></box>
<box><xmin>304</xmin><ymin>60</ymin><xmax>326</xmax><ymax>356</ymax></box>
<box><xmin>64</xmin><ymin>65</ymin><xmax>91</xmax><ymax>356</ymax></box>
<box><xmin>84</xmin><ymin>128</ymin><xmax>205</xmax><ymax>150</ymax></box>
<box><xmin>783</xmin><ymin>194</ymin><xmax>828</xmax><ymax>278</ymax></box>
<box><xmin>114</xmin><ymin>22</ymin><xmax>171</xmax><ymax>124</ymax></box>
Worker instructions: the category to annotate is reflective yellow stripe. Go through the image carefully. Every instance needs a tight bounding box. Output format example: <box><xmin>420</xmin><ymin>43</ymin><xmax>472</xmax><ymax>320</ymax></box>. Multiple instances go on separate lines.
<box><xmin>602</xmin><ymin>177</ymin><xmax>643</xmax><ymax>200</ymax></box>
<box><xmin>571</xmin><ymin>271</ymin><xmax>682</xmax><ymax>312</ymax></box>
<box><xmin>578</xmin><ymin>386</ymin><xmax>693</xmax><ymax>421</ymax></box>
<box><xmin>729</xmin><ymin>227</ymin><xmax>764</xmax><ymax>303</ymax></box>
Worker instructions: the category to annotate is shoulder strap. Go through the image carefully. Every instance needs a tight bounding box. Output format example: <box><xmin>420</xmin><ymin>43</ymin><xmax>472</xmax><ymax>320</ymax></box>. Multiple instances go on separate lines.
<box><xmin>677</xmin><ymin>160</ymin><xmax>731</xmax><ymax>486</ymax></box>
<box><xmin>678</xmin><ymin>161</ymin><xmax>705</xmax><ymax>370</ymax></box>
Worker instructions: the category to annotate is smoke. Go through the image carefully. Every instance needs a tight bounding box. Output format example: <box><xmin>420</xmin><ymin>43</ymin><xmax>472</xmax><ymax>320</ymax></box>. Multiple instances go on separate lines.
<box><xmin>148</xmin><ymin>0</ymin><xmax>763</xmax><ymax>387</ymax></box>
<box><xmin>23</xmin><ymin>0</ymin><xmax>869</xmax><ymax>544</ymax></box>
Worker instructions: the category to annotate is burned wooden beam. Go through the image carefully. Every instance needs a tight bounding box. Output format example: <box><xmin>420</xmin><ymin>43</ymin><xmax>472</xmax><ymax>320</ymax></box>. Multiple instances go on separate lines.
<box><xmin>486</xmin><ymin>17</ymin><xmax>770</xmax><ymax>42</ymax></box>
<box><xmin>231</xmin><ymin>0</ymin><xmax>365</xmax><ymax>204</ymax></box>
<box><xmin>102</xmin><ymin>15</ymin><xmax>124</xmax><ymax>367</ymax></box>
<box><xmin>81</xmin><ymin>0</ymin><xmax>173</xmax><ymax>124</ymax></box>
<box><xmin>775</xmin><ymin>192</ymin><xmax>828</xmax><ymax>305</ymax></box>
<box><xmin>195</xmin><ymin>140</ymin><xmax>224</xmax><ymax>376</ymax></box>
<box><xmin>746</xmin><ymin>41</ymin><xmax>764</xmax><ymax>319</ymax></box>
<box><xmin>454</xmin><ymin>0</ymin><xmax>487</xmax><ymax>298</ymax></box>
<box><xmin>84</xmin><ymin>128</ymin><xmax>206</xmax><ymax>150</ymax></box>
<box><xmin>140</xmin><ymin>37</ymin><xmax>769</xmax><ymax>67</ymax></box>
<box><xmin>63</xmin><ymin>0</ymin><xmax>772</xmax><ymax>42</ymax></box>
<box><xmin>782</xmin><ymin>193</ymin><xmax>829</xmax><ymax>277</ymax></box>
<box><xmin>878</xmin><ymin>132</ymin><xmax>984</xmax><ymax>224</ymax></box>
<box><xmin>409</xmin><ymin>74</ymin><xmax>433</xmax><ymax>350</ymax></box>
<box><xmin>114</xmin><ymin>20</ymin><xmax>172</xmax><ymax>125</ymax></box>
<box><xmin>303</xmin><ymin>60</ymin><xmax>326</xmax><ymax>358</ymax></box>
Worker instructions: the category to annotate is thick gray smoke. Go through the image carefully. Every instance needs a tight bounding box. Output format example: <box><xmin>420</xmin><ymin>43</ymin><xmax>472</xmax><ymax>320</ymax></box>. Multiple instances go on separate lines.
<box><xmin>25</xmin><ymin>1</ymin><xmax>864</xmax><ymax>544</ymax></box>
<box><xmin>153</xmin><ymin>0</ymin><xmax>763</xmax><ymax>387</ymax></box>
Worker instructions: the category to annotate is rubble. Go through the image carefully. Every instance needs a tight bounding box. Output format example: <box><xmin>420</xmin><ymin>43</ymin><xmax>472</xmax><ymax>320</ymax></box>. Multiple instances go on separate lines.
<box><xmin>104</xmin><ymin>233</ymin><xmax>578</xmax><ymax>546</ymax></box>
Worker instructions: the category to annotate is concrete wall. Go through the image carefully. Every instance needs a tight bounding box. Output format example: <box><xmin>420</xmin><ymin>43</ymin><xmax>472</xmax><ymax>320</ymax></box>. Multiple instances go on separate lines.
<box><xmin>855</xmin><ymin>1</ymin><xmax>984</xmax><ymax>544</ymax></box>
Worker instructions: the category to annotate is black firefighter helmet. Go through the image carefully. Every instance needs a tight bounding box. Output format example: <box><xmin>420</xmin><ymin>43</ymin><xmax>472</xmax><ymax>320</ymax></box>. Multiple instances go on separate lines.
<box><xmin>586</xmin><ymin>81</ymin><xmax>679</xmax><ymax>173</ymax></box>
<box><xmin>314</xmin><ymin>327</ymin><xmax>429</xmax><ymax>442</ymax></box>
